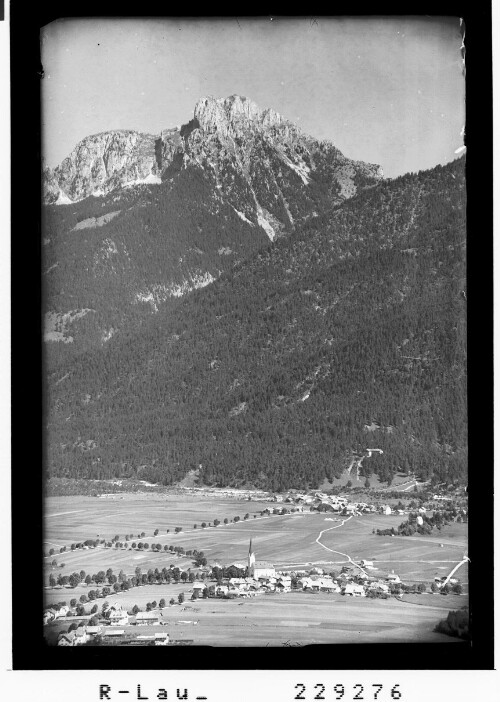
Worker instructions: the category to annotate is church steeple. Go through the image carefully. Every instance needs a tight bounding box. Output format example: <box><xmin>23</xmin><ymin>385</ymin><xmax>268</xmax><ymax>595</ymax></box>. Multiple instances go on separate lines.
<box><xmin>248</xmin><ymin>538</ymin><xmax>255</xmax><ymax>576</ymax></box>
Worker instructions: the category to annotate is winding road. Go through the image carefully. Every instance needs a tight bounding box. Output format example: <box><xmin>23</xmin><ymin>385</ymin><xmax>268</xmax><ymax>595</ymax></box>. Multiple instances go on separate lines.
<box><xmin>314</xmin><ymin>517</ymin><xmax>370</xmax><ymax>577</ymax></box>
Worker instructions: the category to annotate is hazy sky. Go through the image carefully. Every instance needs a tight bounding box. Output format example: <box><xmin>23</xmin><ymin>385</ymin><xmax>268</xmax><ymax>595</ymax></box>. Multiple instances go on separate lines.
<box><xmin>41</xmin><ymin>17</ymin><xmax>465</xmax><ymax>178</ymax></box>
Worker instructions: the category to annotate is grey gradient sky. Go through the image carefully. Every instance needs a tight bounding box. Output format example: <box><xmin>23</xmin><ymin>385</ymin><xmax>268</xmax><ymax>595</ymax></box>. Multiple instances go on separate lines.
<box><xmin>41</xmin><ymin>17</ymin><xmax>465</xmax><ymax>178</ymax></box>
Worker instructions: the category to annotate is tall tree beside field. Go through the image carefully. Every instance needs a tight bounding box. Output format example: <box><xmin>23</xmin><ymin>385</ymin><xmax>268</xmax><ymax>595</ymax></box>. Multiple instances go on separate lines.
<box><xmin>49</xmin><ymin>574</ymin><xmax>56</xmax><ymax>588</ymax></box>
<box><xmin>178</xmin><ymin>593</ymin><xmax>185</xmax><ymax>604</ymax></box>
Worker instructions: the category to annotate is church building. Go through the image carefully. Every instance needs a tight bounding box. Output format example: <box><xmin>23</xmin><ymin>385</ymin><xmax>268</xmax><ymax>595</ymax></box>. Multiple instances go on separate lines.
<box><xmin>247</xmin><ymin>538</ymin><xmax>276</xmax><ymax>579</ymax></box>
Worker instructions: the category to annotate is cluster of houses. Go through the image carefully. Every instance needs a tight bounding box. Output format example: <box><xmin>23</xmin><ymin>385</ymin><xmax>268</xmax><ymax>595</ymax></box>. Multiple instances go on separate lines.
<box><xmin>269</xmin><ymin>491</ymin><xmax>405</xmax><ymax>516</ymax></box>
<box><xmin>57</xmin><ymin>622</ymin><xmax>170</xmax><ymax>646</ymax></box>
<box><xmin>55</xmin><ymin>602</ymin><xmax>172</xmax><ymax>646</ymax></box>
<box><xmin>46</xmin><ymin>537</ymin><xmax>436</xmax><ymax>646</ymax></box>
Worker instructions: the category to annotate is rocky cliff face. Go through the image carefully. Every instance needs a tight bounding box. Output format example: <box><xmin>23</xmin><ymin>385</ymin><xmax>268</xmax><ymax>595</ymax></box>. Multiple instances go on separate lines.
<box><xmin>43</xmin><ymin>95</ymin><xmax>383</xmax><ymax>238</ymax></box>
<box><xmin>43</xmin><ymin>96</ymin><xmax>385</xmax><ymax>358</ymax></box>
<box><xmin>44</xmin><ymin>130</ymin><xmax>159</xmax><ymax>203</ymax></box>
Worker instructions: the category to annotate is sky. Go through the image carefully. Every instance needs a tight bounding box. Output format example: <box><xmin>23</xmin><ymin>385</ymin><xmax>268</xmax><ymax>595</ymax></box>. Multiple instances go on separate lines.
<box><xmin>41</xmin><ymin>17</ymin><xmax>465</xmax><ymax>178</ymax></box>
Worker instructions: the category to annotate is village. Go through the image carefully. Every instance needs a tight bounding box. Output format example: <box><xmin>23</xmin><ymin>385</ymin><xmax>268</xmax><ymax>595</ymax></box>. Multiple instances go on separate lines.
<box><xmin>44</xmin><ymin>527</ymin><xmax>465</xmax><ymax>647</ymax></box>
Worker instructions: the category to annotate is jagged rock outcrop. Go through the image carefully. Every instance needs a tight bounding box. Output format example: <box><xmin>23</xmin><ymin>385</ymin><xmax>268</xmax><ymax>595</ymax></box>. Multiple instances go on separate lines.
<box><xmin>44</xmin><ymin>130</ymin><xmax>159</xmax><ymax>203</ymax></box>
<box><xmin>43</xmin><ymin>95</ymin><xmax>383</xmax><ymax>238</ymax></box>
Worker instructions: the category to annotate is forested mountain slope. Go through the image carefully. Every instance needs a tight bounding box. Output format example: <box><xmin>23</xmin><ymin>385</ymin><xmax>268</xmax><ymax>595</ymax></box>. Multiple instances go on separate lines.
<box><xmin>43</xmin><ymin>167</ymin><xmax>268</xmax><ymax>367</ymax></box>
<box><xmin>46</xmin><ymin>157</ymin><xmax>466</xmax><ymax>490</ymax></box>
<box><xmin>43</xmin><ymin>95</ymin><xmax>382</xmax><ymax>364</ymax></box>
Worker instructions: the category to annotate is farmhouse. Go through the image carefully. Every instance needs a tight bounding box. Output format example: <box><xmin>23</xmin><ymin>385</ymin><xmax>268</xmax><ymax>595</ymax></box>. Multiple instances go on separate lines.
<box><xmin>57</xmin><ymin>631</ymin><xmax>76</xmax><ymax>646</ymax></box>
<box><xmin>360</xmin><ymin>560</ymin><xmax>374</xmax><ymax>567</ymax></box>
<box><xmin>343</xmin><ymin>584</ymin><xmax>366</xmax><ymax>597</ymax></box>
<box><xmin>192</xmin><ymin>582</ymin><xmax>207</xmax><ymax>596</ymax></box>
<box><xmin>135</xmin><ymin>612</ymin><xmax>160</xmax><ymax>626</ymax></box>
<box><xmin>386</xmin><ymin>573</ymin><xmax>401</xmax><ymax>584</ymax></box>
<box><xmin>380</xmin><ymin>505</ymin><xmax>392</xmax><ymax>515</ymax></box>
<box><xmin>109</xmin><ymin>610</ymin><xmax>129</xmax><ymax>626</ymax></box>
<box><xmin>86</xmin><ymin>626</ymin><xmax>102</xmax><ymax>638</ymax></box>
<box><xmin>277</xmin><ymin>575</ymin><xmax>292</xmax><ymax>587</ymax></box>
<box><xmin>299</xmin><ymin>577</ymin><xmax>314</xmax><ymax>590</ymax></box>
<box><xmin>102</xmin><ymin>629</ymin><xmax>125</xmax><ymax>639</ymax></box>
<box><xmin>154</xmin><ymin>632</ymin><xmax>170</xmax><ymax>646</ymax></box>
<box><xmin>312</xmin><ymin>577</ymin><xmax>339</xmax><ymax>592</ymax></box>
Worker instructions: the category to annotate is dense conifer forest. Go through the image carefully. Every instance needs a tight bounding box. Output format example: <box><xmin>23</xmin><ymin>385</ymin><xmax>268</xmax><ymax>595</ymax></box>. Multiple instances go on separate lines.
<box><xmin>45</xmin><ymin>157</ymin><xmax>466</xmax><ymax>490</ymax></box>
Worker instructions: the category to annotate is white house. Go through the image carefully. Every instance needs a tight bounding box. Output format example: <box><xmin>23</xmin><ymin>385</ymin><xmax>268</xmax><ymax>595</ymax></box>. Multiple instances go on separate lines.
<box><xmin>386</xmin><ymin>573</ymin><xmax>401</xmax><ymax>584</ymax></box>
<box><xmin>135</xmin><ymin>612</ymin><xmax>160</xmax><ymax>625</ymax></box>
<box><xmin>299</xmin><ymin>577</ymin><xmax>314</xmax><ymax>590</ymax></box>
<box><xmin>154</xmin><ymin>632</ymin><xmax>170</xmax><ymax>646</ymax></box>
<box><xmin>74</xmin><ymin>626</ymin><xmax>88</xmax><ymax>645</ymax></box>
<box><xmin>192</xmin><ymin>582</ymin><xmax>207</xmax><ymax>596</ymax></box>
<box><xmin>277</xmin><ymin>576</ymin><xmax>292</xmax><ymax>587</ymax></box>
<box><xmin>109</xmin><ymin>610</ymin><xmax>129</xmax><ymax>626</ymax></box>
<box><xmin>380</xmin><ymin>505</ymin><xmax>392</xmax><ymax>515</ymax></box>
<box><xmin>215</xmin><ymin>585</ymin><xmax>229</xmax><ymax>597</ymax></box>
<box><xmin>360</xmin><ymin>560</ymin><xmax>374</xmax><ymax>567</ymax></box>
<box><xmin>343</xmin><ymin>583</ymin><xmax>366</xmax><ymax>597</ymax></box>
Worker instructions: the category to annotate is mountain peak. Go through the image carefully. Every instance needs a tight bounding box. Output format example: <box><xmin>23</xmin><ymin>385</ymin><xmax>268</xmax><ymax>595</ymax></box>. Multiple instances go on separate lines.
<box><xmin>194</xmin><ymin>95</ymin><xmax>286</xmax><ymax>135</ymax></box>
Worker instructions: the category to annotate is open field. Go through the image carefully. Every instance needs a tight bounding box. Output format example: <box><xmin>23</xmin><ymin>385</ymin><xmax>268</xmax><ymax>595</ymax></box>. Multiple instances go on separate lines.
<box><xmin>44</xmin><ymin>493</ymin><xmax>468</xmax><ymax>644</ymax></box>
<box><xmin>44</xmin><ymin>591</ymin><xmax>464</xmax><ymax>646</ymax></box>
<box><xmin>45</xmin><ymin>495</ymin><xmax>468</xmax><ymax>586</ymax></box>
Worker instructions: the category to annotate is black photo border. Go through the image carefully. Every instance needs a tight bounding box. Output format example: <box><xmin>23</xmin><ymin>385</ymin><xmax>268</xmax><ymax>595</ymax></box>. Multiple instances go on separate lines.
<box><xmin>10</xmin><ymin>0</ymin><xmax>493</xmax><ymax>671</ymax></box>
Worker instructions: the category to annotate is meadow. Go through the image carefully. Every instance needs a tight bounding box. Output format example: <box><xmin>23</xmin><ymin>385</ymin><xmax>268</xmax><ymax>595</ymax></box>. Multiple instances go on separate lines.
<box><xmin>45</xmin><ymin>494</ymin><xmax>468</xmax><ymax>587</ymax></box>
<box><xmin>44</xmin><ymin>591</ymin><xmax>465</xmax><ymax>646</ymax></box>
<box><xmin>44</xmin><ymin>493</ymin><xmax>468</xmax><ymax>646</ymax></box>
